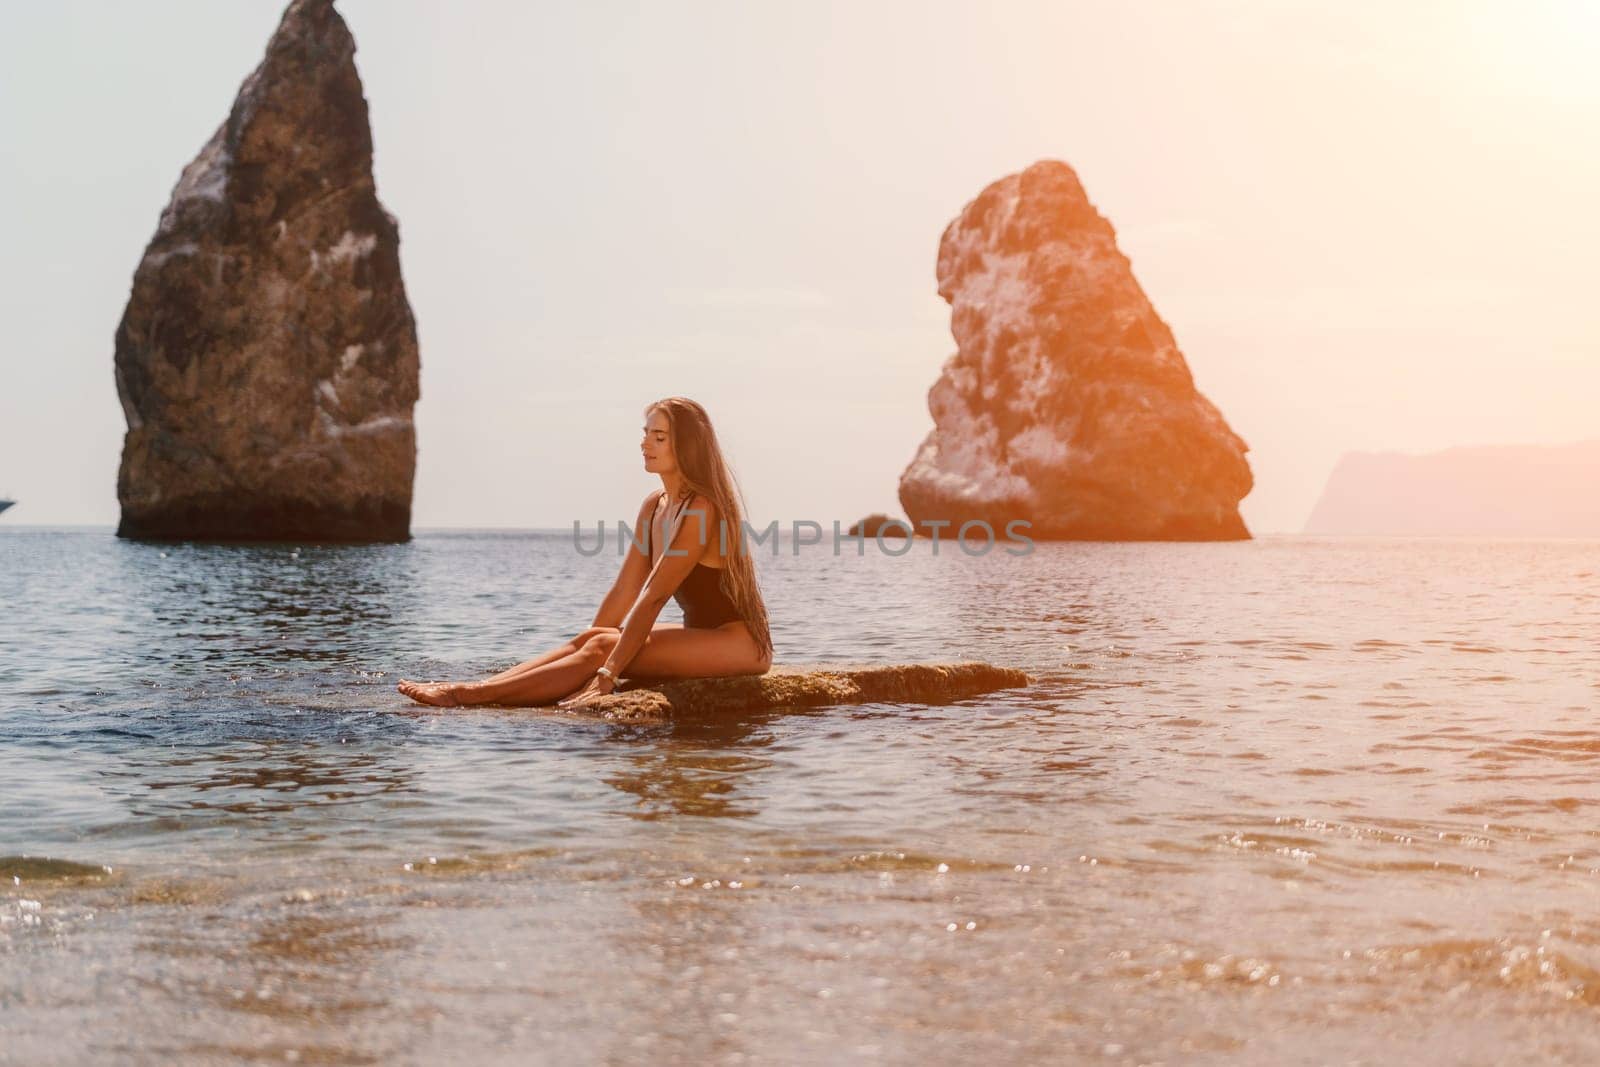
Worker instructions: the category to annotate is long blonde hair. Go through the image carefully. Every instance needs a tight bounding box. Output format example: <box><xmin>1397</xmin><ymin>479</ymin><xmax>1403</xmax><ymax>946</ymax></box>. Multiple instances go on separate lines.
<box><xmin>648</xmin><ymin>397</ymin><xmax>774</xmax><ymax>663</ymax></box>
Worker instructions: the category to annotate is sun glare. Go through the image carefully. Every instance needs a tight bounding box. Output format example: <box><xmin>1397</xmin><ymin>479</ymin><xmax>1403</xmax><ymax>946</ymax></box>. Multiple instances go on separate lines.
<box><xmin>1467</xmin><ymin>0</ymin><xmax>1600</xmax><ymax>103</ymax></box>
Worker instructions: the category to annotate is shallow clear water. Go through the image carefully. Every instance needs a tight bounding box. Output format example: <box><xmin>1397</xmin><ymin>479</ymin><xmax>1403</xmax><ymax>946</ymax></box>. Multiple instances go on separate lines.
<box><xmin>3</xmin><ymin>528</ymin><xmax>1598</xmax><ymax>1064</ymax></box>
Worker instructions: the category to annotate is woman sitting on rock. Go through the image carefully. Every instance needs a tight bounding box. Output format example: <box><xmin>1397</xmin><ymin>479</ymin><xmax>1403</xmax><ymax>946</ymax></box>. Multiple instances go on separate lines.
<box><xmin>397</xmin><ymin>396</ymin><xmax>774</xmax><ymax>709</ymax></box>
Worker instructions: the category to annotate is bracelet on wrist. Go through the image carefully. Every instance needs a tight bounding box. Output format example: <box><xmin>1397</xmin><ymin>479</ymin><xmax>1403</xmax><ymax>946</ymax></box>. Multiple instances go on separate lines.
<box><xmin>596</xmin><ymin>666</ymin><xmax>616</xmax><ymax>684</ymax></box>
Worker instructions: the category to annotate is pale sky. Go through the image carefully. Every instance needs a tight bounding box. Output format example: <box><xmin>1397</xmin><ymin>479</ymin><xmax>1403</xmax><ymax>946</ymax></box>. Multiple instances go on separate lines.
<box><xmin>2</xmin><ymin>0</ymin><xmax>1595</xmax><ymax>533</ymax></box>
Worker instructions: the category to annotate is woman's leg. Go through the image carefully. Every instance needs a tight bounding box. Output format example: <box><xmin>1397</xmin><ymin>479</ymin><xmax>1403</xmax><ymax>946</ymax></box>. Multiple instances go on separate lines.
<box><xmin>398</xmin><ymin>641</ymin><xmax>604</xmax><ymax>708</ymax></box>
<box><xmin>604</xmin><ymin>622</ymin><xmax>771</xmax><ymax>681</ymax></box>
<box><xmin>452</xmin><ymin>623</ymin><xmax>689</xmax><ymax>707</ymax></box>
<box><xmin>396</xmin><ymin>627</ymin><xmax>618</xmax><ymax>704</ymax></box>
<box><xmin>460</xmin><ymin>625</ymin><xmax>767</xmax><ymax>705</ymax></box>
<box><xmin>398</xmin><ymin>625</ymin><xmax>673</xmax><ymax>708</ymax></box>
<box><xmin>454</xmin><ymin>643</ymin><xmax>609</xmax><ymax>707</ymax></box>
<box><xmin>396</xmin><ymin>622</ymin><xmax>766</xmax><ymax>709</ymax></box>
<box><xmin>478</xmin><ymin>627</ymin><xmax>619</xmax><ymax>684</ymax></box>
<box><xmin>466</xmin><ymin>623</ymin><xmax>680</xmax><ymax>689</ymax></box>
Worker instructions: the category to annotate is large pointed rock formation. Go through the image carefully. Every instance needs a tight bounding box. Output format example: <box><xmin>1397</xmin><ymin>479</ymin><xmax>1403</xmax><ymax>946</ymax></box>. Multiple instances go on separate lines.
<box><xmin>114</xmin><ymin>0</ymin><xmax>418</xmax><ymax>542</ymax></box>
<box><xmin>899</xmin><ymin>161</ymin><xmax>1252</xmax><ymax>541</ymax></box>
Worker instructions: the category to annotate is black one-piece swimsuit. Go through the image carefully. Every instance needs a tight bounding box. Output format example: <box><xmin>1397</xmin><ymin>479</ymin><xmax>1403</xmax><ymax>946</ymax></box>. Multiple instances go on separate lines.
<box><xmin>651</xmin><ymin>494</ymin><xmax>744</xmax><ymax>630</ymax></box>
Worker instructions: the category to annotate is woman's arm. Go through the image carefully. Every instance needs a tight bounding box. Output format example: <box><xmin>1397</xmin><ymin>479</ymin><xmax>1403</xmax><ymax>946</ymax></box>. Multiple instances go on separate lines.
<box><xmin>601</xmin><ymin>494</ymin><xmax>715</xmax><ymax>678</ymax></box>
<box><xmin>591</xmin><ymin>492</ymin><xmax>661</xmax><ymax>629</ymax></box>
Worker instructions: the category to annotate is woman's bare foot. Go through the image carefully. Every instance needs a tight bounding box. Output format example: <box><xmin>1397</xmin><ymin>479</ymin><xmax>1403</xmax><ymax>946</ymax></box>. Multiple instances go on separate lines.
<box><xmin>397</xmin><ymin>679</ymin><xmax>464</xmax><ymax>707</ymax></box>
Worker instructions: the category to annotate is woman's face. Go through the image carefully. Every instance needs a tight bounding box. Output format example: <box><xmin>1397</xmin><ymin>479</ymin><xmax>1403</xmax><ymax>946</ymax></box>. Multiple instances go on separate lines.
<box><xmin>641</xmin><ymin>410</ymin><xmax>675</xmax><ymax>474</ymax></box>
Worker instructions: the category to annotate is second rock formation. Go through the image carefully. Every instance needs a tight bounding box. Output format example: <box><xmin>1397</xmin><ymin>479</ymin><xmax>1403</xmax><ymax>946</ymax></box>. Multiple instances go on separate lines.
<box><xmin>899</xmin><ymin>161</ymin><xmax>1252</xmax><ymax>541</ymax></box>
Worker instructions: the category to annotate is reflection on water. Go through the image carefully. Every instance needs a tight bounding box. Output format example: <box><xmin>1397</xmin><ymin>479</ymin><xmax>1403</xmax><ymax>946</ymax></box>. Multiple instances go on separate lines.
<box><xmin>602</xmin><ymin>744</ymin><xmax>770</xmax><ymax>821</ymax></box>
<box><xmin>103</xmin><ymin>742</ymin><xmax>420</xmax><ymax>818</ymax></box>
<box><xmin>116</xmin><ymin>884</ymin><xmax>411</xmax><ymax>1064</ymax></box>
<box><xmin>600</xmin><ymin>710</ymin><xmax>789</xmax><ymax>820</ymax></box>
<box><xmin>3</xmin><ymin>529</ymin><xmax>1600</xmax><ymax>1062</ymax></box>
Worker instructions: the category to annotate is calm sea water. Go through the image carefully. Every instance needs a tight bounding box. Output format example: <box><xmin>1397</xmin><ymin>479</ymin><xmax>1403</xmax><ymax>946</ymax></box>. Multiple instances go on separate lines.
<box><xmin>2</xmin><ymin>527</ymin><xmax>1598</xmax><ymax>1064</ymax></box>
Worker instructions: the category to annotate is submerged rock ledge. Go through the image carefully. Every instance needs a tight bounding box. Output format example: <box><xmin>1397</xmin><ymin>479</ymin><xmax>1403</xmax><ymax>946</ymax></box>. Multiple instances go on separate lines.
<box><xmin>579</xmin><ymin>661</ymin><xmax>1033</xmax><ymax>722</ymax></box>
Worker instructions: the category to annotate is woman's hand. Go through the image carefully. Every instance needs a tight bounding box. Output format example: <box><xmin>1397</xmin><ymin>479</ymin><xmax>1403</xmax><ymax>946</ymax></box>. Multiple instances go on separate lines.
<box><xmin>555</xmin><ymin>671</ymin><xmax>617</xmax><ymax>711</ymax></box>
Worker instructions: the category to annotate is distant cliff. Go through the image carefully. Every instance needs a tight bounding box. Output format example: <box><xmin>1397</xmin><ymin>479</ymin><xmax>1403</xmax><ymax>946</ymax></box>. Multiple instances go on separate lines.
<box><xmin>114</xmin><ymin>0</ymin><xmax>418</xmax><ymax>542</ymax></box>
<box><xmin>897</xmin><ymin>160</ymin><xmax>1252</xmax><ymax>541</ymax></box>
<box><xmin>1305</xmin><ymin>440</ymin><xmax>1600</xmax><ymax>536</ymax></box>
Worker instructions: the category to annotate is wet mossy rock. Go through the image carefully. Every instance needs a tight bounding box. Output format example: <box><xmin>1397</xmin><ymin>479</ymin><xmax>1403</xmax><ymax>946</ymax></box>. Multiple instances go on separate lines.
<box><xmin>580</xmin><ymin>661</ymin><xmax>1033</xmax><ymax>722</ymax></box>
<box><xmin>0</xmin><ymin>856</ymin><xmax>117</xmax><ymax>885</ymax></box>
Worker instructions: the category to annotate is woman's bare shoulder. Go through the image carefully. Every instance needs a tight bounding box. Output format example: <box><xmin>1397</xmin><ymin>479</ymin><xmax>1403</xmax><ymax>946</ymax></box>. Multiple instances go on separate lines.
<box><xmin>685</xmin><ymin>492</ymin><xmax>721</xmax><ymax>523</ymax></box>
